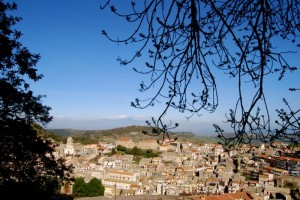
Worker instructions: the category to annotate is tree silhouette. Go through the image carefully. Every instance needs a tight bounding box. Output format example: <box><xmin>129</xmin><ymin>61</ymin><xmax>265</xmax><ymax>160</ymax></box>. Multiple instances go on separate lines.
<box><xmin>101</xmin><ymin>0</ymin><xmax>299</xmax><ymax>149</ymax></box>
<box><xmin>0</xmin><ymin>2</ymin><xmax>73</xmax><ymax>199</ymax></box>
<box><xmin>73</xmin><ymin>177</ymin><xmax>105</xmax><ymax>197</ymax></box>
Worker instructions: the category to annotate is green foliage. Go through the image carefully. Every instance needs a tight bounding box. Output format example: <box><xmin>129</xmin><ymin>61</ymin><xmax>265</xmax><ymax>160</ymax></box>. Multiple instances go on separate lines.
<box><xmin>145</xmin><ymin>149</ymin><xmax>158</xmax><ymax>158</ymax></box>
<box><xmin>117</xmin><ymin>145</ymin><xmax>127</xmax><ymax>151</ymax></box>
<box><xmin>73</xmin><ymin>136</ymin><xmax>98</xmax><ymax>145</ymax></box>
<box><xmin>0</xmin><ymin>2</ymin><xmax>73</xmax><ymax>199</ymax></box>
<box><xmin>111</xmin><ymin>147</ymin><xmax>117</xmax><ymax>155</ymax></box>
<box><xmin>73</xmin><ymin>178</ymin><xmax>105</xmax><ymax>198</ymax></box>
<box><xmin>133</xmin><ymin>156</ymin><xmax>143</xmax><ymax>164</ymax></box>
<box><xmin>32</xmin><ymin>123</ymin><xmax>64</xmax><ymax>142</ymax></box>
<box><xmin>0</xmin><ymin>2</ymin><xmax>52</xmax><ymax>124</ymax></box>
<box><xmin>73</xmin><ymin>178</ymin><xmax>86</xmax><ymax>197</ymax></box>
<box><xmin>86</xmin><ymin>178</ymin><xmax>105</xmax><ymax>197</ymax></box>
<box><xmin>116</xmin><ymin>145</ymin><xmax>158</xmax><ymax>158</ymax></box>
<box><xmin>134</xmin><ymin>146</ymin><xmax>145</xmax><ymax>155</ymax></box>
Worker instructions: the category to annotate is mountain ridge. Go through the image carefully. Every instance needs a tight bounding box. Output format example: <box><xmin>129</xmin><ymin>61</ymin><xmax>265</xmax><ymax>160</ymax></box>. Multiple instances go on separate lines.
<box><xmin>48</xmin><ymin>125</ymin><xmax>220</xmax><ymax>144</ymax></box>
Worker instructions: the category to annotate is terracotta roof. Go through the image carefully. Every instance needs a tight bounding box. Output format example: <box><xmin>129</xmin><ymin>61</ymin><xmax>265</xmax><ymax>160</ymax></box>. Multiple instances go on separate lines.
<box><xmin>130</xmin><ymin>184</ymin><xmax>140</xmax><ymax>188</ymax></box>
<box><xmin>279</xmin><ymin>156</ymin><xmax>300</xmax><ymax>162</ymax></box>
<box><xmin>108</xmin><ymin>170</ymin><xmax>134</xmax><ymax>176</ymax></box>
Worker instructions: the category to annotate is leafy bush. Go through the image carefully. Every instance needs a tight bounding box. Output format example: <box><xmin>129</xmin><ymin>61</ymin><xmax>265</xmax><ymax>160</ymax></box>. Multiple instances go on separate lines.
<box><xmin>73</xmin><ymin>177</ymin><xmax>105</xmax><ymax>198</ymax></box>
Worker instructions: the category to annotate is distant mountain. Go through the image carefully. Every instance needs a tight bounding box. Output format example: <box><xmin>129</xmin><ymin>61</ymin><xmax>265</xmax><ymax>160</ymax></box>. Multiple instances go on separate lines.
<box><xmin>48</xmin><ymin>125</ymin><xmax>220</xmax><ymax>144</ymax></box>
<box><xmin>47</xmin><ymin>128</ymin><xmax>82</xmax><ymax>137</ymax></box>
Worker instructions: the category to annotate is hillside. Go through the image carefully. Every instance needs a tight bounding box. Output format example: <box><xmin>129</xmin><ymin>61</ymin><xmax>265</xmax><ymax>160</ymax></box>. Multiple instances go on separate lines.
<box><xmin>48</xmin><ymin>125</ymin><xmax>220</xmax><ymax>144</ymax></box>
<box><xmin>32</xmin><ymin>123</ymin><xmax>65</xmax><ymax>143</ymax></box>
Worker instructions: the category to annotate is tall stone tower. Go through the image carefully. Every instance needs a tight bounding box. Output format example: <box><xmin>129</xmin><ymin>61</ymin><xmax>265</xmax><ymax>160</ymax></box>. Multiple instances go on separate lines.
<box><xmin>64</xmin><ymin>137</ymin><xmax>75</xmax><ymax>155</ymax></box>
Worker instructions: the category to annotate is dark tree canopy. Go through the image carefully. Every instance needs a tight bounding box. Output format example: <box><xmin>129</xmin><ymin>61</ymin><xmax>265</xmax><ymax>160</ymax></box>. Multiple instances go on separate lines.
<box><xmin>101</xmin><ymin>0</ymin><xmax>300</xmax><ymax>149</ymax></box>
<box><xmin>73</xmin><ymin>177</ymin><xmax>86</xmax><ymax>197</ymax></box>
<box><xmin>0</xmin><ymin>2</ymin><xmax>52</xmax><ymax>124</ymax></box>
<box><xmin>0</xmin><ymin>1</ymin><xmax>73</xmax><ymax>198</ymax></box>
<box><xmin>73</xmin><ymin>177</ymin><xmax>105</xmax><ymax>197</ymax></box>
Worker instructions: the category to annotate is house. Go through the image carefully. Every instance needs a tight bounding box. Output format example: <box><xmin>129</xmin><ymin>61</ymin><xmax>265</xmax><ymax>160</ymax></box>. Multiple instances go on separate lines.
<box><xmin>99</xmin><ymin>156</ymin><xmax>116</xmax><ymax>168</ymax></box>
<box><xmin>103</xmin><ymin>184</ymin><xmax>119</xmax><ymax>197</ymax></box>
<box><xmin>183</xmin><ymin>148</ymin><xmax>200</xmax><ymax>160</ymax></box>
<box><xmin>151</xmin><ymin>156</ymin><xmax>162</xmax><ymax>165</ymax></box>
<box><xmin>244</xmin><ymin>187</ymin><xmax>267</xmax><ymax>200</ymax></box>
<box><xmin>271</xmin><ymin>141</ymin><xmax>287</xmax><ymax>148</ymax></box>
<box><xmin>229</xmin><ymin>180</ymin><xmax>241</xmax><ymax>193</ymax></box>
<box><xmin>103</xmin><ymin>170</ymin><xmax>141</xmax><ymax>191</ymax></box>
<box><xmin>116</xmin><ymin>138</ymin><xmax>135</xmax><ymax>148</ymax></box>
<box><xmin>262</xmin><ymin>166</ymin><xmax>289</xmax><ymax>176</ymax></box>
<box><xmin>98</xmin><ymin>146</ymin><xmax>108</xmax><ymax>154</ymax></box>
<box><xmin>105</xmin><ymin>169</ymin><xmax>139</xmax><ymax>182</ymax></box>
<box><xmin>161</xmin><ymin>151</ymin><xmax>180</xmax><ymax>163</ymax></box>
<box><xmin>183</xmin><ymin>158</ymin><xmax>199</xmax><ymax>168</ymax></box>
<box><xmin>158</xmin><ymin>143</ymin><xmax>176</xmax><ymax>152</ymax></box>
<box><xmin>120</xmin><ymin>154</ymin><xmax>134</xmax><ymax>163</ymax></box>
<box><xmin>165</xmin><ymin>185</ymin><xmax>178</xmax><ymax>195</ymax></box>
<box><xmin>133</xmin><ymin>185</ymin><xmax>143</xmax><ymax>195</ymax></box>
<box><xmin>180</xmin><ymin>142</ymin><xmax>193</xmax><ymax>151</ymax></box>
<box><xmin>214</xmin><ymin>144</ymin><xmax>224</xmax><ymax>156</ymax></box>
<box><xmin>138</xmin><ymin>139</ymin><xmax>159</xmax><ymax>150</ymax></box>
<box><xmin>258</xmin><ymin>174</ymin><xmax>272</xmax><ymax>187</ymax></box>
<box><xmin>257</xmin><ymin>154</ymin><xmax>276</xmax><ymax>167</ymax></box>
<box><xmin>81</xmin><ymin>144</ymin><xmax>98</xmax><ymax>158</ymax></box>
<box><xmin>162</xmin><ymin>165</ymin><xmax>176</xmax><ymax>176</ymax></box>
<box><xmin>90</xmin><ymin>167</ymin><xmax>105</xmax><ymax>180</ymax></box>
<box><xmin>139</xmin><ymin>168</ymin><xmax>153</xmax><ymax>178</ymax></box>
<box><xmin>190</xmin><ymin>191</ymin><xmax>253</xmax><ymax>200</ymax></box>
<box><xmin>139</xmin><ymin>158</ymin><xmax>152</xmax><ymax>169</ymax></box>
<box><xmin>284</xmin><ymin>156</ymin><xmax>300</xmax><ymax>175</ymax></box>
<box><xmin>264</xmin><ymin>186</ymin><xmax>291</xmax><ymax>200</ymax></box>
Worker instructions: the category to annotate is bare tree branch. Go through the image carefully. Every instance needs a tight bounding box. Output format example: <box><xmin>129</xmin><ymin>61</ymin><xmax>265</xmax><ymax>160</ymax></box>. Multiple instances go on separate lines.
<box><xmin>101</xmin><ymin>0</ymin><xmax>299</xmax><ymax>147</ymax></box>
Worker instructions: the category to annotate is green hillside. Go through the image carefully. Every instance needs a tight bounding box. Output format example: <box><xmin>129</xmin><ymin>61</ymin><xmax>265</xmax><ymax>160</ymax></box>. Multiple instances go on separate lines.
<box><xmin>48</xmin><ymin>125</ymin><xmax>220</xmax><ymax>144</ymax></box>
<box><xmin>32</xmin><ymin>123</ymin><xmax>64</xmax><ymax>143</ymax></box>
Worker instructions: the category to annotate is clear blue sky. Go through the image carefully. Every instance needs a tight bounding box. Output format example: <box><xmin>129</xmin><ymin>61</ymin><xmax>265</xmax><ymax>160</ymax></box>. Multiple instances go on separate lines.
<box><xmin>9</xmin><ymin>0</ymin><xmax>300</xmax><ymax>135</ymax></box>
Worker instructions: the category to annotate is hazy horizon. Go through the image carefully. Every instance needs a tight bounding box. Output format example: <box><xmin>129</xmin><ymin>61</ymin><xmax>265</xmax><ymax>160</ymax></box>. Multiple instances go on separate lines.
<box><xmin>45</xmin><ymin>117</ymin><xmax>222</xmax><ymax>136</ymax></box>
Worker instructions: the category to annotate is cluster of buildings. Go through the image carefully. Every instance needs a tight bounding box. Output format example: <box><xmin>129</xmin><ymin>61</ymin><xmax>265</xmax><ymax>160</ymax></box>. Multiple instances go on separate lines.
<box><xmin>55</xmin><ymin>136</ymin><xmax>300</xmax><ymax>200</ymax></box>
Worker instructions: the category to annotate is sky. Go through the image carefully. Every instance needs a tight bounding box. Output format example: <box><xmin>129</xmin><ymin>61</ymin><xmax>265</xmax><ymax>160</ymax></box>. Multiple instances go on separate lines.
<box><xmin>7</xmin><ymin>0</ymin><xmax>300</xmax><ymax>135</ymax></box>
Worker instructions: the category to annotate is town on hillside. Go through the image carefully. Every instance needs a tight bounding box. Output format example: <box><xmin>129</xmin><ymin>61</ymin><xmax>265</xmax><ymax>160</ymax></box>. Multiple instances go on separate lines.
<box><xmin>55</xmin><ymin>135</ymin><xmax>300</xmax><ymax>200</ymax></box>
